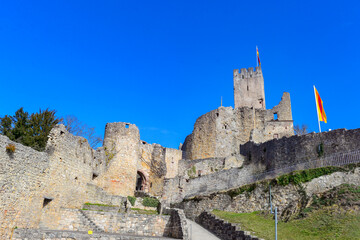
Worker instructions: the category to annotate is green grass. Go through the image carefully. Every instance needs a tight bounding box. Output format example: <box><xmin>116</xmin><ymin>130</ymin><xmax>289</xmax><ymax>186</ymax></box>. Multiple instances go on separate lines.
<box><xmin>212</xmin><ymin>209</ymin><xmax>360</xmax><ymax>240</ymax></box>
<box><xmin>131</xmin><ymin>208</ymin><xmax>158</xmax><ymax>215</ymax></box>
<box><xmin>83</xmin><ymin>202</ymin><xmax>117</xmax><ymax>207</ymax></box>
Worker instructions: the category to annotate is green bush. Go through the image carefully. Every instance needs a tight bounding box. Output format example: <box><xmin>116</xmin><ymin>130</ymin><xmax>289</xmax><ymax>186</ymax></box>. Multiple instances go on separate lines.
<box><xmin>142</xmin><ymin>197</ymin><xmax>160</xmax><ymax>208</ymax></box>
<box><xmin>227</xmin><ymin>183</ymin><xmax>257</xmax><ymax>198</ymax></box>
<box><xmin>275</xmin><ymin>166</ymin><xmax>346</xmax><ymax>186</ymax></box>
<box><xmin>127</xmin><ymin>196</ymin><xmax>136</xmax><ymax>206</ymax></box>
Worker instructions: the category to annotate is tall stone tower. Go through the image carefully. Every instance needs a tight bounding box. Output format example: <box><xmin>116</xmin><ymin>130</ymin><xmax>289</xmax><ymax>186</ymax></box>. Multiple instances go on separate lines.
<box><xmin>233</xmin><ymin>66</ymin><xmax>265</xmax><ymax>109</ymax></box>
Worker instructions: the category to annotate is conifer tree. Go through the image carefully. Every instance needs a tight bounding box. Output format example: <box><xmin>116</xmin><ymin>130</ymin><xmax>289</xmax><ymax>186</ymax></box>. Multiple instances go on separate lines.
<box><xmin>0</xmin><ymin>108</ymin><xmax>61</xmax><ymax>151</ymax></box>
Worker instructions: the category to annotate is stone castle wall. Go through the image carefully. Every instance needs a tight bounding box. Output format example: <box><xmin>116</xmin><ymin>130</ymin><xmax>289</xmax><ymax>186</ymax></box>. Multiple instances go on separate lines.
<box><xmin>182</xmin><ymin>92</ymin><xmax>294</xmax><ymax>160</ymax></box>
<box><xmin>138</xmin><ymin>141</ymin><xmax>182</xmax><ymax>196</ymax></box>
<box><xmin>0</xmin><ymin>134</ymin><xmax>49</xmax><ymax>237</ymax></box>
<box><xmin>0</xmin><ymin>124</ymin><xmax>108</xmax><ymax>239</ymax></box>
<box><xmin>39</xmin><ymin>125</ymin><xmax>104</xmax><ymax>230</ymax></box>
<box><xmin>166</xmin><ymin>128</ymin><xmax>360</xmax><ymax>203</ymax></box>
<box><xmin>45</xmin><ymin>208</ymin><xmax>171</xmax><ymax>236</ymax></box>
<box><xmin>0</xmin><ymin>122</ymin><xmax>182</xmax><ymax>239</ymax></box>
<box><xmin>241</xmin><ymin>128</ymin><xmax>360</xmax><ymax>170</ymax></box>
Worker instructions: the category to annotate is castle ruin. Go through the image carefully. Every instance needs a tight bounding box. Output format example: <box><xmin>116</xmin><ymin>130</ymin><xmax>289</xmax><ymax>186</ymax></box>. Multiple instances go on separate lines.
<box><xmin>1</xmin><ymin>65</ymin><xmax>360</xmax><ymax>239</ymax></box>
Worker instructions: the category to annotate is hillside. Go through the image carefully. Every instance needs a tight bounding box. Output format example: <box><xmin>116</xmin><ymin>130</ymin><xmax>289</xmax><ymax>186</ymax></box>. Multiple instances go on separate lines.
<box><xmin>212</xmin><ymin>184</ymin><xmax>360</xmax><ymax>240</ymax></box>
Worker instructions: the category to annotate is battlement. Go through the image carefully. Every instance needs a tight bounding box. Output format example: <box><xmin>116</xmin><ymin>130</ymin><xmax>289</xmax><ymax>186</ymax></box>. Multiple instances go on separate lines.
<box><xmin>233</xmin><ymin>66</ymin><xmax>262</xmax><ymax>78</ymax></box>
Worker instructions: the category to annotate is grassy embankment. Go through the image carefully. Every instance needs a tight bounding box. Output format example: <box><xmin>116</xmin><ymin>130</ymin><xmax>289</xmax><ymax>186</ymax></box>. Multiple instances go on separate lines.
<box><xmin>213</xmin><ymin>184</ymin><xmax>360</xmax><ymax>240</ymax></box>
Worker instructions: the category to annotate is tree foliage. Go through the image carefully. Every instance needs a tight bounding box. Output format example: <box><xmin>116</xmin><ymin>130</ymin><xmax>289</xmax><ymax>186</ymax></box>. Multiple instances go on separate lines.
<box><xmin>294</xmin><ymin>124</ymin><xmax>309</xmax><ymax>136</ymax></box>
<box><xmin>61</xmin><ymin>115</ymin><xmax>103</xmax><ymax>148</ymax></box>
<box><xmin>0</xmin><ymin>108</ymin><xmax>61</xmax><ymax>151</ymax></box>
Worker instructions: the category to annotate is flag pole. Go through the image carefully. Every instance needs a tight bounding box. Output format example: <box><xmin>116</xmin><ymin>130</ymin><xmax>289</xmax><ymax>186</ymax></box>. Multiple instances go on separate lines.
<box><xmin>313</xmin><ymin>85</ymin><xmax>321</xmax><ymax>133</ymax></box>
<box><xmin>256</xmin><ymin>46</ymin><xmax>258</xmax><ymax>67</ymax></box>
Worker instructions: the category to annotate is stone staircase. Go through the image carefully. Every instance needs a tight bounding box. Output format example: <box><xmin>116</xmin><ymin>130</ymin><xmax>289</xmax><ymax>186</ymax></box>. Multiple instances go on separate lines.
<box><xmin>78</xmin><ymin>209</ymin><xmax>104</xmax><ymax>233</ymax></box>
<box><xmin>196</xmin><ymin>212</ymin><xmax>264</xmax><ymax>240</ymax></box>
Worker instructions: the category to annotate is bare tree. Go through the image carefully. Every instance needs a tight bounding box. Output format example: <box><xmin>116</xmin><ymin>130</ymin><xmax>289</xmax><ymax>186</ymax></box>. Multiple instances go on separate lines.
<box><xmin>61</xmin><ymin>115</ymin><xmax>103</xmax><ymax>148</ymax></box>
<box><xmin>294</xmin><ymin>124</ymin><xmax>309</xmax><ymax>136</ymax></box>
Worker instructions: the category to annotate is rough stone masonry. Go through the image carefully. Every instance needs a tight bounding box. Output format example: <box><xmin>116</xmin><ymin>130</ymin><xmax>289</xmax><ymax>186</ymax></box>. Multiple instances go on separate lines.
<box><xmin>1</xmin><ymin>64</ymin><xmax>359</xmax><ymax>239</ymax></box>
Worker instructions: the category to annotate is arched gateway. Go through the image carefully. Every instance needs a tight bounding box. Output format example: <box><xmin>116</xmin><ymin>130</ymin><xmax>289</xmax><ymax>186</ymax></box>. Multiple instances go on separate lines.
<box><xmin>135</xmin><ymin>170</ymin><xmax>148</xmax><ymax>191</ymax></box>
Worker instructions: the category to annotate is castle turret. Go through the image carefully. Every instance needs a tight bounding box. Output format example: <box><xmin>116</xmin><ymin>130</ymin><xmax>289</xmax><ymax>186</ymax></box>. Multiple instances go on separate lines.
<box><xmin>233</xmin><ymin>66</ymin><xmax>265</xmax><ymax>109</ymax></box>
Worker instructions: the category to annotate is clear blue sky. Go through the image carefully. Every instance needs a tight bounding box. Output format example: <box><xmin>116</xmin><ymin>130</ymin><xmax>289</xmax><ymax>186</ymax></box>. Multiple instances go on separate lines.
<box><xmin>0</xmin><ymin>0</ymin><xmax>359</xmax><ymax>149</ymax></box>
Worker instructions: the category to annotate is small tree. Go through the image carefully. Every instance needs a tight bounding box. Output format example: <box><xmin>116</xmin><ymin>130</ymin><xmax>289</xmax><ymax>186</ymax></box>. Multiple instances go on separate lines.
<box><xmin>61</xmin><ymin>115</ymin><xmax>103</xmax><ymax>148</ymax></box>
<box><xmin>294</xmin><ymin>124</ymin><xmax>309</xmax><ymax>136</ymax></box>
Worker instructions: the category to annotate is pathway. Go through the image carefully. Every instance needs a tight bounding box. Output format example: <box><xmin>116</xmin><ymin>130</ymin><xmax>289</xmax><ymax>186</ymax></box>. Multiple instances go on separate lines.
<box><xmin>187</xmin><ymin>219</ymin><xmax>220</xmax><ymax>240</ymax></box>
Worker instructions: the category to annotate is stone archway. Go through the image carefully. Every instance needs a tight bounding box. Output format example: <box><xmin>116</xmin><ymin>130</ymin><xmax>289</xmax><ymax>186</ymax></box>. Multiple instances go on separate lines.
<box><xmin>135</xmin><ymin>170</ymin><xmax>148</xmax><ymax>191</ymax></box>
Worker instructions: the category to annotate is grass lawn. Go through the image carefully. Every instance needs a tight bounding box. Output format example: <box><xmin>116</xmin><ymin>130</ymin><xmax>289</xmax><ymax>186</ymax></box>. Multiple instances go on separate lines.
<box><xmin>131</xmin><ymin>208</ymin><xmax>158</xmax><ymax>215</ymax></box>
<box><xmin>212</xmin><ymin>208</ymin><xmax>360</xmax><ymax>240</ymax></box>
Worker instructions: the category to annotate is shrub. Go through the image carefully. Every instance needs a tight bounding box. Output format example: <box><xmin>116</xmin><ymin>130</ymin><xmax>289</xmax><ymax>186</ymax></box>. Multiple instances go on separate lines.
<box><xmin>142</xmin><ymin>197</ymin><xmax>159</xmax><ymax>208</ymax></box>
<box><xmin>227</xmin><ymin>183</ymin><xmax>257</xmax><ymax>198</ymax></box>
<box><xmin>275</xmin><ymin>166</ymin><xmax>346</xmax><ymax>186</ymax></box>
<box><xmin>6</xmin><ymin>143</ymin><xmax>16</xmax><ymax>153</ymax></box>
<box><xmin>127</xmin><ymin>196</ymin><xmax>136</xmax><ymax>206</ymax></box>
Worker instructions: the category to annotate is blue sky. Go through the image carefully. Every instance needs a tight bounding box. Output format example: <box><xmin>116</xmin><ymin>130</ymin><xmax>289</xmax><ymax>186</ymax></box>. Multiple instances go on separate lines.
<box><xmin>0</xmin><ymin>0</ymin><xmax>359</xmax><ymax>149</ymax></box>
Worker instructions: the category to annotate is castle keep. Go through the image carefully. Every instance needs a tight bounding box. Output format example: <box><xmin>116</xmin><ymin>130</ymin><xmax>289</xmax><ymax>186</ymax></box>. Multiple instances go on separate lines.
<box><xmin>182</xmin><ymin>67</ymin><xmax>294</xmax><ymax>160</ymax></box>
<box><xmin>1</xmin><ymin>65</ymin><xmax>360</xmax><ymax>239</ymax></box>
<box><xmin>234</xmin><ymin>67</ymin><xmax>266</xmax><ymax>109</ymax></box>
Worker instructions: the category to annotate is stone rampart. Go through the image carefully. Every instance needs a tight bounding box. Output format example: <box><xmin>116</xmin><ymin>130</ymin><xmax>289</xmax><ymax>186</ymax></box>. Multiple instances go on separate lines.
<box><xmin>167</xmin><ymin>128</ymin><xmax>360</xmax><ymax>203</ymax></box>
<box><xmin>0</xmin><ymin>134</ymin><xmax>49</xmax><ymax>238</ymax></box>
<box><xmin>0</xmin><ymin>124</ymin><xmax>108</xmax><ymax>239</ymax></box>
<box><xmin>178</xmin><ymin>155</ymin><xmax>244</xmax><ymax>179</ymax></box>
<box><xmin>241</xmin><ymin>128</ymin><xmax>360</xmax><ymax>170</ymax></box>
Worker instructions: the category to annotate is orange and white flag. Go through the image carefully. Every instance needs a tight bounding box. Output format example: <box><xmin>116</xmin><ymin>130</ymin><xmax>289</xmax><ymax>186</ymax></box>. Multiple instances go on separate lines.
<box><xmin>314</xmin><ymin>86</ymin><xmax>327</xmax><ymax>123</ymax></box>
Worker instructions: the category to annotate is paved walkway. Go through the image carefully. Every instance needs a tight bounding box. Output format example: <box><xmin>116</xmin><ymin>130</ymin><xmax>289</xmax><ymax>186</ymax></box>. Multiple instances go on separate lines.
<box><xmin>187</xmin><ymin>219</ymin><xmax>220</xmax><ymax>240</ymax></box>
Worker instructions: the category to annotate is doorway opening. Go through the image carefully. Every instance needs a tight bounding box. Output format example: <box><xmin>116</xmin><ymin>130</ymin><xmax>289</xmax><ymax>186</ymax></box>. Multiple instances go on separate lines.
<box><xmin>136</xmin><ymin>171</ymin><xmax>147</xmax><ymax>191</ymax></box>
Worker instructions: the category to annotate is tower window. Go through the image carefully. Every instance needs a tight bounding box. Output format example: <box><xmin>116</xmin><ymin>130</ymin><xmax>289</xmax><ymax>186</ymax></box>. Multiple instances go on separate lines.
<box><xmin>247</xmin><ymin>86</ymin><xmax>249</xmax><ymax>91</ymax></box>
<box><xmin>274</xmin><ymin>113</ymin><xmax>278</xmax><ymax>120</ymax></box>
<box><xmin>125</xmin><ymin>124</ymin><xmax>129</xmax><ymax>128</ymax></box>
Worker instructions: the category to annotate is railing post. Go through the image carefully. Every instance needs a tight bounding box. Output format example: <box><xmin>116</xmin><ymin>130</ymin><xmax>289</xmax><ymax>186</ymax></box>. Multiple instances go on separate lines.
<box><xmin>269</xmin><ymin>184</ymin><xmax>273</xmax><ymax>214</ymax></box>
<box><xmin>275</xmin><ymin>207</ymin><xmax>278</xmax><ymax>240</ymax></box>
